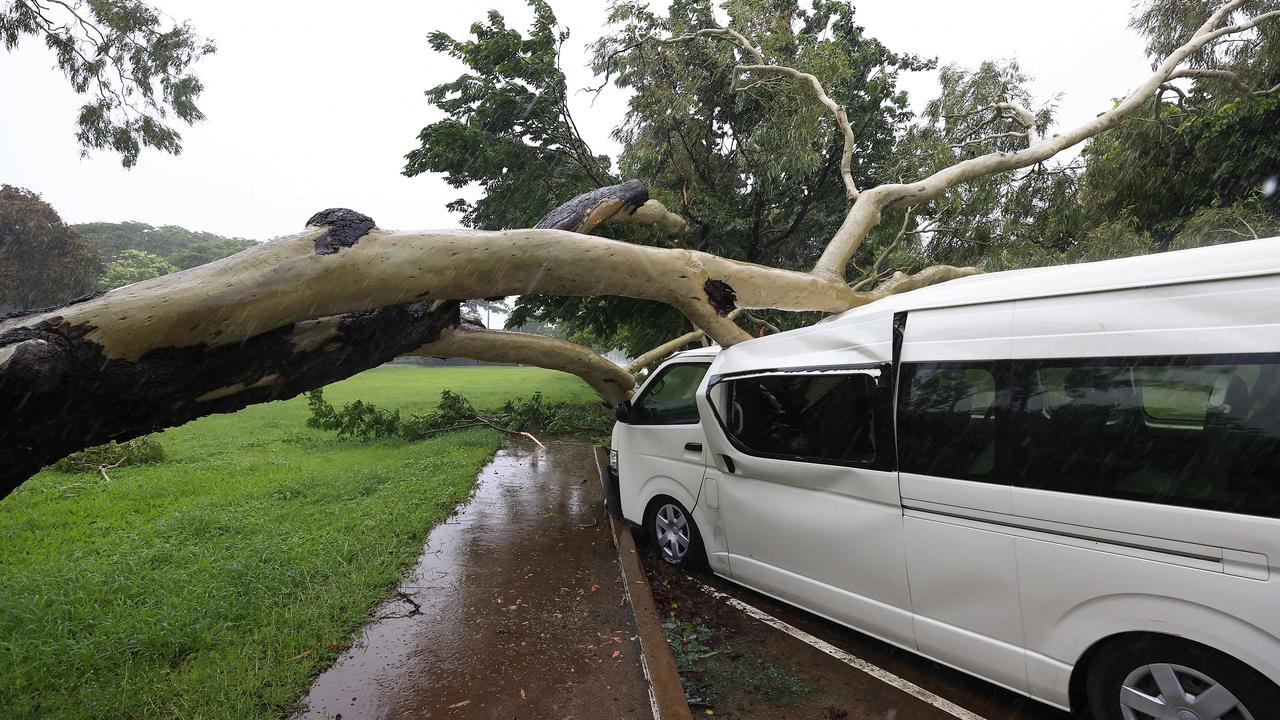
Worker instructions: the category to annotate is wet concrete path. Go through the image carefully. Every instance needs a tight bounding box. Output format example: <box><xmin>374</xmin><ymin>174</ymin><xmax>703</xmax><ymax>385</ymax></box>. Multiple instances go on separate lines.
<box><xmin>298</xmin><ymin>440</ymin><xmax>652</xmax><ymax>720</ymax></box>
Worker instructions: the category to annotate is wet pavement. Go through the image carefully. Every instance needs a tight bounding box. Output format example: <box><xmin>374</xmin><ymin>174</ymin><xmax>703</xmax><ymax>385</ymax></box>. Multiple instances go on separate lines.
<box><xmin>297</xmin><ymin>440</ymin><xmax>652</xmax><ymax>720</ymax></box>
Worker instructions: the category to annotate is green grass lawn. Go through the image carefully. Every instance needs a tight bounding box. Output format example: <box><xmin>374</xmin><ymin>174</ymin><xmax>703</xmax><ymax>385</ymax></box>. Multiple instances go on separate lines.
<box><xmin>0</xmin><ymin>365</ymin><xmax>597</xmax><ymax>720</ymax></box>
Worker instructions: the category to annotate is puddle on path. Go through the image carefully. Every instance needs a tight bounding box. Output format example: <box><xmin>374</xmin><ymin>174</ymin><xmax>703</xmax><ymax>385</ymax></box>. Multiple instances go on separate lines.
<box><xmin>297</xmin><ymin>440</ymin><xmax>651</xmax><ymax>720</ymax></box>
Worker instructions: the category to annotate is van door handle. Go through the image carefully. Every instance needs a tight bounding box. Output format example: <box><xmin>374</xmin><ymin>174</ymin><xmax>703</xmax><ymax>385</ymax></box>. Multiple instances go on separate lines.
<box><xmin>684</xmin><ymin>442</ymin><xmax>703</xmax><ymax>452</ymax></box>
<box><xmin>721</xmin><ymin>455</ymin><xmax>736</xmax><ymax>474</ymax></box>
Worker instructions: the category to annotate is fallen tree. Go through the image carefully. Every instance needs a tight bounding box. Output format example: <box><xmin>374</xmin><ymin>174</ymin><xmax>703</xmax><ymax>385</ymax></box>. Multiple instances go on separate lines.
<box><xmin>1</xmin><ymin>0</ymin><xmax>1274</xmax><ymax>498</ymax></box>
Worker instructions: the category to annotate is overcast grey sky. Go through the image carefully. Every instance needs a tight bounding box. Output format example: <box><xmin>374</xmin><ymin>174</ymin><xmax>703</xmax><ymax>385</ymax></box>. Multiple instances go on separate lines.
<box><xmin>0</xmin><ymin>1</ymin><xmax>1150</xmax><ymax>241</ymax></box>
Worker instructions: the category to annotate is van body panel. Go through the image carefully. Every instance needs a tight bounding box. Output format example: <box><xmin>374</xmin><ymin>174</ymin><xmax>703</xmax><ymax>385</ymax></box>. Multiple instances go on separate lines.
<box><xmin>694</xmin><ymin>469</ymin><xmax>732</xmax><ymax>576</ymax></box>
<box><xmin>1007</xmin><ymin>275</ymin><xmax>1280</xmax><ymax>360</ymax></box>
<box><xmin>613</xmin><ymin>417</ymin><xmax>706</xmax><ymax>524</ymax></box>
<box><xmin>902</xmin><ymin>512</ymin><xmax>1028</xmax><ymax>692</ymax></box>
<box><xmin>1017</xmin><ymin>539</ymin><xmax>1280</xmax><ymax>696</ymax></box>
<box><xmin>700</xmin><ymin>328</ymin><xmax>916</xmax><ymax>648</ymax></box>
<box><xmin>898</xmin><ymin>303</ymin><xmax>1014</xmax><ymax>363</ymax></box>
<box><xmin>712</xmin><ymin>463</ymin><xmax>916</xmax><ymax>647</ymax></box>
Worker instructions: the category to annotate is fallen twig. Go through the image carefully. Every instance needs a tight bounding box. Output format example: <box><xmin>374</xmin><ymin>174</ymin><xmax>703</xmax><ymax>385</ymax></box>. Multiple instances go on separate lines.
<box><xmin>474</xmin><ymin>415</ymin><xmax>546</xmax><ymax>448</ymax></box>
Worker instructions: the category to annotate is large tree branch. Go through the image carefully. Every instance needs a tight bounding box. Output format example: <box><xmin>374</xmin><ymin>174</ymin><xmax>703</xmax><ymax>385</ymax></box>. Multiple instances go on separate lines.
<box><xmin>1169</xmin><ymin>66</ymin><xmax>1280</xmax><ymax>95</ymax></box>
<box><xmin>409</xmin><ymin>325</ymin><xmax>634</xmax><ymax>407</ymax></box>
<box><xmin>0</xmin><ymin>205</ymin><xmax>973</xmax><ymax>494</ymax></box>
<box><xmin>810</xmin><ymin>0</ymin><xmax>1280</xmax><ymax>280</ymax></box>
<box><xmin>734</xmin><ymin>64</ymin><xmax>859</xmax><ymax>201</ymax></box>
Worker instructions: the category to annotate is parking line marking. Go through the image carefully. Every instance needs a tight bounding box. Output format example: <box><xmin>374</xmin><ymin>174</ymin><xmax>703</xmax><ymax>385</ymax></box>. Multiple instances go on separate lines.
<box><xmin>693</xmin><ymin>580</ymin><xmax>988</xmax><ymax>720</ymax></box>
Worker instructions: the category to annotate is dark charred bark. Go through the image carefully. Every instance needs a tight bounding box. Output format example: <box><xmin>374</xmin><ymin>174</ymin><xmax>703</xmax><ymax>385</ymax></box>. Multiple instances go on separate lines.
<box><xmin>309</xmin><ymin>208</ymin><xmax>376</xmax><ymax>255</ymax></box>
<box><xmin>703</xmin><ymin>279</ymin><xmax>737</xmax><ymax>316</ymax></box>
<box><xmin>0</xmin><ymin>300</ymin><xmax>461</xmax><ymax>499</ymax></box>
<box><xmin>535</xmin><ymin>180</ymin><xmax>650</xmax><ymax>233</ymax></box>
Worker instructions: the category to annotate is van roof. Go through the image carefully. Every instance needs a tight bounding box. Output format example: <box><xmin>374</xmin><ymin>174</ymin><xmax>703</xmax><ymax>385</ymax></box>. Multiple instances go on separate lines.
<box><xmin>835</xmin><ymin>236</ymin><xmax>1280</xmax><ymax>319</ymax></box>
<box><xmin>711</xmin><ymin>237</ymin><xmax>1280</xmax><ymax>376</ymax></box>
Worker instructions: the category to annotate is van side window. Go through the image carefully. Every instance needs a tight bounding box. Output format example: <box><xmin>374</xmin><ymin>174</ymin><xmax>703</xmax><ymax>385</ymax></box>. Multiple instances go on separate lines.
<box><xmin>898</xmin><ymin>364</ymin><xmax>1000</xmax><ymax>480</ymax></box>
<box><xmin>723</xmin><ymin>371</ymin><xmax>882</xmax><ymax>466</ymax></box>
<box><xmin>631</xmin><ymin>363</ymin><xmax>709</xmax><ymax>425</ymax></box>
<box><xmin>1014</xmin><ymin>357</ymin><xmax>1280</xmax><ymax>517</ymax></box>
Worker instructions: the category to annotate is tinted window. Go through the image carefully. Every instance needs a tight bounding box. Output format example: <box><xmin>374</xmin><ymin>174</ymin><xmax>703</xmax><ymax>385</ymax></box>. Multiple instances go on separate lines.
<box><xmin>632</xmin><ymin>363</ymin><xmax>709</xmax><ymax>425</ymax></box>
<box><xmin>898</xmin><ymin>364</ymin><xmax>1000</xmax><ymax>480</ymax></box>
<box><xmin>1015</xmin><ymin>357</ymin><xmax>1280</xmax><ymax>517</ymax></box>
<box><xmin>898</xmin><ymin>356</ymin><xmax>1280</xmax><ymax>518</ymax></box>
<box><xmin>723</xmin><ymin>371</ymin><xmax>882</xmax><ymax>465</ymax></box>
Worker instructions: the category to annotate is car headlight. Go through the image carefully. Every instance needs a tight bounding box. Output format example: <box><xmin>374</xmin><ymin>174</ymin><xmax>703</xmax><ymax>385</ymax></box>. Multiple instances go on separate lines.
<box><xmin>608</xmin><ymin>448</ymin><xmax>619</xmax><ymax>472</ymax></box>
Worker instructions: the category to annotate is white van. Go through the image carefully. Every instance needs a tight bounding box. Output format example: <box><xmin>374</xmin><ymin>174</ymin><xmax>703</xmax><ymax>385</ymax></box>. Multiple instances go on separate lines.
<box><xmin>609</xmin><ymin>238</ymin><xmax>1280</xmax><ymax>719</ymax></box>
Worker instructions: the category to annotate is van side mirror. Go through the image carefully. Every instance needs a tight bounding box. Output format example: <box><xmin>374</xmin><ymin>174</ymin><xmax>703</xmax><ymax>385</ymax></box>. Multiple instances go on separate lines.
<box><xmin>614</xmin><ymin>400</ymin><xmax>634</xmax><ymax>423</ymax></box>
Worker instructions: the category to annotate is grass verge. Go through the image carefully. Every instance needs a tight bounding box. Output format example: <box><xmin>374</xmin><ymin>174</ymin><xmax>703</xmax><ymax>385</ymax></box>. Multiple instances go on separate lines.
<box><xmin>0</xmin><ymin>365</ymin><xmax>596</xmax><ymax>719</ymax></box>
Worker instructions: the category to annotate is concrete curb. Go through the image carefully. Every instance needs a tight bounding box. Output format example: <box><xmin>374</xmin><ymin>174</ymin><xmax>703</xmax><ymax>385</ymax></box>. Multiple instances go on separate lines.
<box><xmin>594</xmin><ymin>446</ymin><xmax>694</xmax><ymax>720</ymax></box>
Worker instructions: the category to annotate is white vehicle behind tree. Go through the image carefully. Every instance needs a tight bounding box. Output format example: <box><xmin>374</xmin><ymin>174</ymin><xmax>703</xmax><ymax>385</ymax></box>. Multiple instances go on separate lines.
<box><xmin>609</xmin><ymin>238</ymin><xmax>1280</xmax><ymax>720</ymax></box>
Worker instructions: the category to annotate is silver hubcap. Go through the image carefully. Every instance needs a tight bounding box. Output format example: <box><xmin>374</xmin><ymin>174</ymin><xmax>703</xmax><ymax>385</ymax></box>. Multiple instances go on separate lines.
<box><xmin>655</xmin><ymin>504</ymin><xmax>690</xmax><ymax>563</ymax></box>
<box><xmin>1120</xmin><ymin>663</ymin><xmax>1253</xmax><ymax>720</ymax></box>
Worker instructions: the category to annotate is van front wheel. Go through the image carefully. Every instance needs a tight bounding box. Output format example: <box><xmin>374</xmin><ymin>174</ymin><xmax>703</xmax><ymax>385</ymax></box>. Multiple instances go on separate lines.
<box><xmin>648</xmin><ymin>499</ymin><xmax>704</xmax><ymax>569</ymax></box>
<box><xmin>1085</xmin><ymin>635</ymin><xmax>1277</xmax><ymax>720</ymax></box>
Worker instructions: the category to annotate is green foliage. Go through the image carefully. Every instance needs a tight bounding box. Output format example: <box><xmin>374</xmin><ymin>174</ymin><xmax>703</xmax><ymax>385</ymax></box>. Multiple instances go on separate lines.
<box><xmin>74</xmin><ymin>221</ymin><xmax>257</xmax><ymax>269</ymax></box>
<box><xmin>1077</xmin><ymin>91</ymin><xmax>1280</xmax><ymax>244</ymax></box>
<box><xmin>897</xmin><ymin>3</ymin><xmax>1279</xmax><ymax>274</ymax></box>
<box><xmin>52</xmin><ymin>437</ymin><xmax>165</xmax><ymax>473</ymax></box>
<box><xmin>411</xmin><ymin>0</ymin><xmax>928</xmax><ymax>354</ymax></box>
<box><xmin>98</xmin><ymin>248</ymin><xmax>178</xmax><ymax>289</ymax></box>
<box><xmin>306</xmin><ymin>386</ymin><xmax>613</xmax><ymax>442</ymax></box>
<box><xmin>403</xmin><ymin>0</ymin><xmax>609</xmax><ymax>231</ymax></box>
<box><xmin>0</xmin><ymin>184</ymin><xmax>103</xmax><ymax>312</ymax></box>
<box><xmin>1</xmin><ymin>0</ymin><xmax>214</xmax><ymax>166</ymax></box>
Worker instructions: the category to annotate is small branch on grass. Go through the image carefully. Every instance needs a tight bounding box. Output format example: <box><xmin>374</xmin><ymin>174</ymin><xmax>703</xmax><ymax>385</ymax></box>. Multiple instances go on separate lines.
<box><xmin>97</xmin><ymin>458</ymin><xmax>125</xmax><ymax>483</ymax></box>
<box><xmin>474</xmin><ymin>415</ymin><xmax>546</xmax><ymax>449</ymax></box>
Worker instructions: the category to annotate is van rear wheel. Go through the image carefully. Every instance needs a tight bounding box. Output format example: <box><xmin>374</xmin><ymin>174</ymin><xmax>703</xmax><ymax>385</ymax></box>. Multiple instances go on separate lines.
<box><xmin>1085</xmin><ymin>636</ymin><xmax>1277</xmax><ymax>720</ymax></box>
<box><xmin>648</xmin><ymin>499</ymin><xmax>704</xmax><ymax>569</ymax></box>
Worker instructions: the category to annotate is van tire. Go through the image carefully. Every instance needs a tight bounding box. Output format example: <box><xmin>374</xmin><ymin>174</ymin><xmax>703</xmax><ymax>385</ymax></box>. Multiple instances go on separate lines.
<box><xmin>645</xmin><ymin>497</ymin><xmax>705</xmax><ymax>570</ymax></box>
<box><xmin>1085</xmin><ymin>634</ymin><xmax>1278</xmax><ymax>720</ymax></box>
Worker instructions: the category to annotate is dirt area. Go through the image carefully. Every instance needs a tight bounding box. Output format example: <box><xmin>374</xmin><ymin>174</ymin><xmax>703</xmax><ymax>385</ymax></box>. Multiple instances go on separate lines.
<box><xmin>296</xmin><ymin>440</ymin><xmax>652</xmax><ymax>720</ymax></box>
<box><xmin>642</xmin><ymin>550</ymin><xmax>1067</xmax><ymax>720</ymax></box>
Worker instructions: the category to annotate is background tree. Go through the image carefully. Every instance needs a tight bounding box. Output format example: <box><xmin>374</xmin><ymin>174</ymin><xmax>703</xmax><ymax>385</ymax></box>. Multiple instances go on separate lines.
<box><xmin>406</xmin><ymin>0</ymin><xmax>928</xmax><ymax>354</ymax></box>
<box><xmin>74</xmin><ymin>221</ymin><xmax>257</xmax><ymax>269</ymax></box>
<box><xmin>0</xmin><ymin>0</ymin><xmax>214</xmax><ymax>166</ymax></box>
<box><xmin>0</xmin><ymin>184</ymin><xmax>102</xmax><ymax>312</ymax></box>
<box><xmin>97</xmin><ymin>247</ymin><xmax>178</xmax><ymax>289</ymax></box>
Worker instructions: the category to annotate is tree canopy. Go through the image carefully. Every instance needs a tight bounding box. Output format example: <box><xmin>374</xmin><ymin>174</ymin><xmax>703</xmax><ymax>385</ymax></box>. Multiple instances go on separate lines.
<box><xmin>0</xmin><ymin>184</ymin><xmax>102</xmax><ymax>312</ymax></box>
<box><xmin>406</xmin><ymin>0</ymin><xmax>928</xmax><ymax>354</ymax></box>
<box><xmin>1</xmin><ymin>0</ymin><xmax>214</xmax><ymax>166</ymax></box>
<box><xmin>409</xmin><ymin>0</ymin><xmax>1280</xmax><ymax>355</ymax></box>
